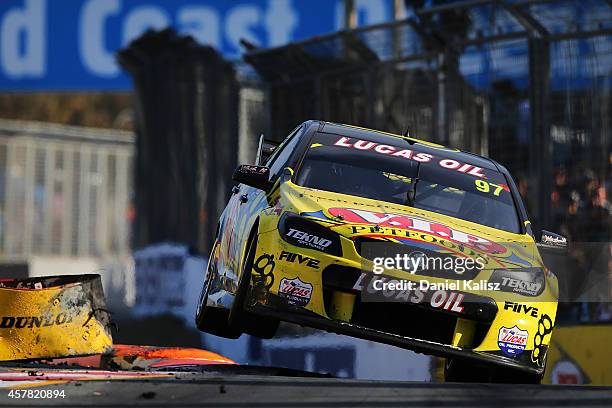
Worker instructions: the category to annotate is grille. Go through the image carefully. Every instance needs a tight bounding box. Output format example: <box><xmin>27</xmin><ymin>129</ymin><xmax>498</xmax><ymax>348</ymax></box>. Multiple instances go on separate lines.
<box><xmin>351</xmin><ymin>299</ymin><xmax>457</xmax><ymax>345</ymax></box>
<box><xmin>354</xmin><ymin>237</ymin><xmax>481</xmax><ymax>280</ymax></box>
<box><xmin>322</xmin><ymin>265</ymin><xmax>491</xmax><ymax>348</ymax></box>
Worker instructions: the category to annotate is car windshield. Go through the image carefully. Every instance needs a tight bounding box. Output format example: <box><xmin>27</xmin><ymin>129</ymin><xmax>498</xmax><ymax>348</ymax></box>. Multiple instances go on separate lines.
<box><xmin>296</xmin><ymin>132</ymin><xmax>521</xmax><ymax>233</ymax></box>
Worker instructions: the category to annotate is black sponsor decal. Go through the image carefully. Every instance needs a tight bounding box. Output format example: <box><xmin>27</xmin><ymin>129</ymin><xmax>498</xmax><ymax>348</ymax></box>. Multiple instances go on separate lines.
<box><xmin>503</xmin><ymin>301</ymin><xmax>539</xmax><ymax>317</ymax></box>
<box><xmin>489</xmin><ymin>269</ymin><xmax>545</xmax><ymax>297</ymax></box>
<box><xmin>532</xmin><ymin>313</ymin><xmax>554</xmax><ymax>367</ymax></box>
<box><xmin>252</xmin><ymin>253</ymin><xmax>275</xmax><ymax>291</ymax></box>
<box><xmin>285</xmin><ymin>228</ymin><xmax>332</xmax><ymax>251</ymax></box>
<box><xmin>280</xmin><ymin>213</ymin><xmax>342</xmax><ymax>256</ymax></box>
<box><xmin>279</xmin><ymin>251</ymin><xmax>320</xmax><ymax>269</ymax></box>
<box><xmin>0</xmin><ymin>313</ymin><xmax>73</xmax><ymax>329</ymax></box>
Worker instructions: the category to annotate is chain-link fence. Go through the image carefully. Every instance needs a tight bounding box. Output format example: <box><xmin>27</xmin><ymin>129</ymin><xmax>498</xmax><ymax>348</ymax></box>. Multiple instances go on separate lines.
<box><xmin>245</xmin><ymin>0</ymin><xmax>611</xmax><ymax>237</ymax></box>
<box><xmin>0</xmin><ymin>119</ymin><xmax>133</xmax><ymax>260</ymax></box>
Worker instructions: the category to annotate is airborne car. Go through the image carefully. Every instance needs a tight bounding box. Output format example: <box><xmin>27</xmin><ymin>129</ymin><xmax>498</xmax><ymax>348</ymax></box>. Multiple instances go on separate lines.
<box><xmin>196</xmin><ymin>121</ymin><xmax>562</xmax><ymax>383</ymax></box>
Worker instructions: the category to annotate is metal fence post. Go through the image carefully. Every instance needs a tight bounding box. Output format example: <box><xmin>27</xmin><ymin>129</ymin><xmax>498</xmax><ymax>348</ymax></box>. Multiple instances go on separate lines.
<box><xmin>528</xmin><ymin>37</ymin><xmax>552</xmax><ymax>233</ymax></box>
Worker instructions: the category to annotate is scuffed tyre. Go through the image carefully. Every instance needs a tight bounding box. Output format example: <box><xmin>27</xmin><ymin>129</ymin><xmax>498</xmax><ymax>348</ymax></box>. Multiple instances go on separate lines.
<box><xmin>195</xmin><ymin>243</ymin><xmax>241</xmax><ymax>339</ymax></box>
<box><xmin>229</xmin><ymin>228</ymin><xmax>279</xmax><ymax>339</ymax></box>
<box><xmin>444</xmin><ymin>358</ymin><xmax>542</xmax><ymax>384</ymax></box>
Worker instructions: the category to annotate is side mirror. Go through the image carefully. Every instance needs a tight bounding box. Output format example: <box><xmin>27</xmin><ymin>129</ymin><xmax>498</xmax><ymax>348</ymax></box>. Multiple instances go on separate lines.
<box><xmin>233</xmin><ymin>164</ymin><xmax>272</xmax><ymax>191</ymax></box>
<box><xmin>537</xmin><ymin>230</ymin><xmax>568</xmax><ymax>254</ymax></box>
<box><xmin>255</xmin><ymin>134</ymin><xmax>279</xmax><ymax>166</ymax></box>
<box><xmin>537</xmin><ymin>230</ymin><xmax>571</xmax><ymax>299</ymax></box>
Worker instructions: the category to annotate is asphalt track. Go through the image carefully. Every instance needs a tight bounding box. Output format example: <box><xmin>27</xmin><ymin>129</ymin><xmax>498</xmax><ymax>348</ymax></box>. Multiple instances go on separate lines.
<box><xmin>1</xmin><ymin>372</ymin><xmax>611</xmax><ymax>408</ymax></box>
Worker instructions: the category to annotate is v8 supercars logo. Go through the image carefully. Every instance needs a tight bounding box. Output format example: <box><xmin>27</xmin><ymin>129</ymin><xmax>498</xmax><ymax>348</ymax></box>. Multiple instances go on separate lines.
<box><xmin>498</xmin><ymin>325</ymin><xmax>528</xmax><ymax>357</ymax></box>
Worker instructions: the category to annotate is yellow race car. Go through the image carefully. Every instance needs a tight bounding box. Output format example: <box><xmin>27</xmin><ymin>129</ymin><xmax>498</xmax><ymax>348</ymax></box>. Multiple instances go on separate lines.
<box><xmin>196</xmin><ymin>121</ymin><xmax>562</xmax><ymax>383</ymax></box>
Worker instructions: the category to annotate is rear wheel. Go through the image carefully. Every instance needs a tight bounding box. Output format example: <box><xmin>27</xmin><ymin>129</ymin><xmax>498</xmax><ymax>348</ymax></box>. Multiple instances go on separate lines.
<box><xmin>444</xmin><ymin>358</ymin><xmax>542</xmax><ymax>384</ymax></box>
<box><xmin>229</xmin><ymin>229</ymin><xmax>279</xmax><ymax>339</ymax></box>
<box><xmin>195</xmin><ymin>243</ymin><xmax>241</xmax><ymax>339</ymax></box>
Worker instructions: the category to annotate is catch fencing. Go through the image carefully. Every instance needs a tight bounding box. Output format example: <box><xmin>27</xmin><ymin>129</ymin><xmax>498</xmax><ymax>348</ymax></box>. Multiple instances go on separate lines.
<box><xmin>0</xmin><ymin>119</ymin><xmax>133</xmax><ymax>259</ymax></box>
<box><xmin>245</xmin><ymin>0</ymin><xmax>612</xmax><ymax>234</ymax></box>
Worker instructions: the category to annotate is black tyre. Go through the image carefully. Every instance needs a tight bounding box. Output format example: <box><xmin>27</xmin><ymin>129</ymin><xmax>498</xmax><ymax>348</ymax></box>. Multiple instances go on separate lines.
<box><xmin>195</xmin><ymin>243</ymin><xmax>241</xmax><ymax>339</ymax></box>
<box><xmin>444</xmin><ymin>358</ymin><xmax>542</xmax><ymax>384</ymax></box>
<box><xmin>229</xmin><ymin>229</ymin><xmax>279</xmax><ymax>339</ymax></box>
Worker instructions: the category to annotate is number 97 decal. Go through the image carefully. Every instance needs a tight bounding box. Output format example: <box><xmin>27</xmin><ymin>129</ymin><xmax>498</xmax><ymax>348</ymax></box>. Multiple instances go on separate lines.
<box><xmin>475</xmin><ymin>180</ymin><xmax>509</xmax><ymax>196</ymax></box>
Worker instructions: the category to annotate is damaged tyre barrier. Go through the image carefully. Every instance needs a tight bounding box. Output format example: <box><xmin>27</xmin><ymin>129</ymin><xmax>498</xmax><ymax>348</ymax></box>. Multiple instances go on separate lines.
<box><xmin>0</xmin><ymin>274</ymin><xmax>113</xmax><ymax>361</ymax></box>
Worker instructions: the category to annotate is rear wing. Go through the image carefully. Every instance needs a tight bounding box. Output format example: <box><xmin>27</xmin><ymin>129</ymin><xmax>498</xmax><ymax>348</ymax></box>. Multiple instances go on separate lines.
<box><xmin>256</xmin><ymin>134</ymin><xmax>279</xmax><ymax>165</ymax></box>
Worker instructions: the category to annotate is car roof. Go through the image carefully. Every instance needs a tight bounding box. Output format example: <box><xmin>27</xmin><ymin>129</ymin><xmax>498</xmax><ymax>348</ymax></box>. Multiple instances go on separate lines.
<box><xmin>317</xmin><ymin>121</ymin><xmax>499</xmax><ymax>171</ymax></box>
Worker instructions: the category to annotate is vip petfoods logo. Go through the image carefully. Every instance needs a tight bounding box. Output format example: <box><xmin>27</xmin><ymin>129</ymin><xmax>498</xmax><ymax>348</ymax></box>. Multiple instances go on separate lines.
<box><xmin>498</xmin><ymin>325</ymin><xmax>528</xmax><ymax>357</ymax></box>
<box><xmin>0</xmin><ymin>313</ymin><xmax>73</xmax><ymax>329</ymax></box>
<box><xmin>328</xmin><ymin>207</ymin><xmax>507</xmax><ymax>255</ymax></box>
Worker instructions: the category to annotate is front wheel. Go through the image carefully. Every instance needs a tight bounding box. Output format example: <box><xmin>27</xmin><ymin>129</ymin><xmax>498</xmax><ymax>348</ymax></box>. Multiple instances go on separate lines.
<box><xmin>444</xmin><ymin>358</ymin><xmax>543</xmax><ymax>384</ymax></box>
<box><xmin>229</xmin><ymin>230</ymin><xmax>279</xmax><ymax>339</ymax></box>
<box><xmin>195</xmin><ymin>243</ymin><xmax>241</xmax><ymax>339</ymax></box>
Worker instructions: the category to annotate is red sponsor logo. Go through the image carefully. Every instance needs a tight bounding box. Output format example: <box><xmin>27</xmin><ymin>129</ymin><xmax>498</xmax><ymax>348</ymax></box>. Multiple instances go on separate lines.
<box><xmin>500</xmin><ymin>332</ymin><xmax>527</xmax><ymax>345</ymax></box>
<box><xmin>280</xmin><ymin>278</ymin><xmax>312</xmax><ymax>298</ymax></box>
<box><xmin>329</xmin><ymin>207</ymin><xmax>506</xmax><ymax>254</ymax></box>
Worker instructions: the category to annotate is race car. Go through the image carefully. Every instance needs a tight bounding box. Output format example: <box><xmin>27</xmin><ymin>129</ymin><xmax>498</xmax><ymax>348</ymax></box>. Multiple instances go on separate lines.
<box><xmin>196</xmin><ymin>121</ymin><xmax>563</xmax><ymax>383</ymax></box>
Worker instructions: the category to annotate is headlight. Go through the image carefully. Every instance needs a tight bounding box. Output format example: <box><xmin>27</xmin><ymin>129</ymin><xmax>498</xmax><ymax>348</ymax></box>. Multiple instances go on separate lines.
<box><xmin>489</xmin><ymin>267</ymin><xmax>545</xmax><ymax>297</ymax></box>
<box><xmin>278</xmin><ymin>213</ymin><xmax>342</xmax><ymax>256</ymax></box>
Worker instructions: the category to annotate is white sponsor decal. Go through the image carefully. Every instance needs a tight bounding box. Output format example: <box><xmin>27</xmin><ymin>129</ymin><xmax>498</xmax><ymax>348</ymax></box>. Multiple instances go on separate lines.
<box><xmin>541</xmin><ymin>234</ymin><xmax>567</xmax><ymax>245</ymax></box>
<box><xmin>333</xmin><ymin>137</ymin><xmax>485</xmax><ymax>177</ymax></box>
<box><xmin>498</xmin><ymin>325</ymin><xmax>528</xmax><ymax>357</ymax></box>
<box><xmin>279</xmin><ymin>277</ymin><xmax>313</xmax><ymax>307</ymax></box>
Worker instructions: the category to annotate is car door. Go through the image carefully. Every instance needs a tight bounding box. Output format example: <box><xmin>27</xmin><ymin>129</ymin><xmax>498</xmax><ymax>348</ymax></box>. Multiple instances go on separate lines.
<box><xmin>222</xmin><ymin>125</ymin><xmax>306</xmax><ymax>284</ymax></box>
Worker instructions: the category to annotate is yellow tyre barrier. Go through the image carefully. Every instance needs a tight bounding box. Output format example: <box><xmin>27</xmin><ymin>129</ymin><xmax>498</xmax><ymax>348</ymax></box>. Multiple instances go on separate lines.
<box><xmin>0</xmin><ymin>274</ymin><xmax>113</xmax><ymax>361</ymax></box>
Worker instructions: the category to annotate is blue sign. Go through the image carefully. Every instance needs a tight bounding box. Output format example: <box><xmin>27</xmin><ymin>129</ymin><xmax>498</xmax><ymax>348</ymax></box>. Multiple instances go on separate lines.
<box><xmin>0</xmin><ymin>0</ymin><xmax>393</xmax><ymax>91</ymax></box>
<box><xmin>0</xmin><ymin>1</ymin><xmax>609</xmax><ymax>91</ymax></box>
